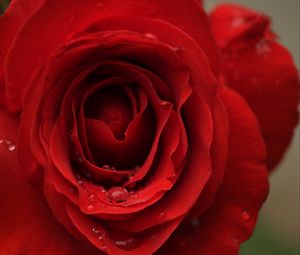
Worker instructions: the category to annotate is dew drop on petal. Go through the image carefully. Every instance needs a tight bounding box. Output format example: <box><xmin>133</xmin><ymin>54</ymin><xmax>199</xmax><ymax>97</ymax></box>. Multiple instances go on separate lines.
<box><xmin>158</xmin><ymin>212</ymin><xmax>166</xmax><ymax>219</ymax></box>
<box><xmin>143</xmin><ymin>33</ymin><xmax>157</xmax><ymax>40</ymax></box>
<box><xmin>92</xmin><ymin>227</ymin><xmax>105</xmax><ymax>240</ymax></box>
<box><xmin>241</xmin><ymin>210</ymin><xmax>251</xmax><ymax>221</ymax></box>
<box><xmin>2</xmin><ymin>140</ymin><xmax>16</xmax><ymax>152</ymax></box>
<box><xmin>231</xmin><ymin>17</ymin><xmax>244</xmax><ymax>28</ymax></box>
<box><xmin>130</xmin><ymin>191</ymin><xmax>138</xmax><ymax>198</ymax></box>
<box><xmin>86</xmin><ymin>204</ymin><xmax>96</xmax><ymax>212</ymax></box>
<box><xmin>88</xmin><ymin>193</ymin><xmax>97</xmax><ymax>203</ymax></box>
<box><xmin>256</xmin><ymin>40</ymin><xmax>271</xmax><ymax>56</ymax></box>
<box><xmin>108</xmin><ymin>187</ymin><xmax>129</xmax><ymax>202</ymax></box>
<box><xmin>99</xmin><ymin>186</ymin><xmax>107</xmax><ymax>193</ymax></box>
<box><xmin>114</xmin><ymin>236</ymin><xmax>138</xmax><ymax>250</ymax></box>
<box><xmin>103</xmin><ymin>164</ymin><xmax>110</xmax><ymax>170</ymax></box>
<box><xmin>100</xmin><ymin>245</ymin><xmax>109</xmax><ymax>251</ymax></box>
<box><xmin>172</xmin><ymin>46</ymin><xmax>181</xmax><ymax>53</ymax></box>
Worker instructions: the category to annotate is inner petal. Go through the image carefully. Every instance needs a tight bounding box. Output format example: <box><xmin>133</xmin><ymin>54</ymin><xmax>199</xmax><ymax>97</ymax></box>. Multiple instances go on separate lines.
<box><xmin>84</xmin><ymin>85</ymin><xmax>133</xmax><ymax>140</ymax></box>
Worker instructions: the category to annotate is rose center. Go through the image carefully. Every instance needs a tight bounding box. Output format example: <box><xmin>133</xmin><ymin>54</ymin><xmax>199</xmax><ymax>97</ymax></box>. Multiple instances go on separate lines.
<box><xmin>84</xmin><ymin>86</ymin><xmax>132</xmax><ymax>140</ymax></box>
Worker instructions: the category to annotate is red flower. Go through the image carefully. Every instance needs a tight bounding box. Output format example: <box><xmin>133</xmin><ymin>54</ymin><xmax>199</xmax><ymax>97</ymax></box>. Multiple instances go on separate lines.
<box><xmin>0</xmin><ymin>1</ymin><xmax>298</xmax><ymax>254</ymax></box>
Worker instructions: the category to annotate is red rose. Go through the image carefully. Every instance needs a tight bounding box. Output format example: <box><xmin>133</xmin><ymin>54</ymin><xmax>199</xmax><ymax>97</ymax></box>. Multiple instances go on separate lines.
<box><xmin>0</xmin><ymin>1</ymin><xmax>298</xmax><ymax>255</ymax></box>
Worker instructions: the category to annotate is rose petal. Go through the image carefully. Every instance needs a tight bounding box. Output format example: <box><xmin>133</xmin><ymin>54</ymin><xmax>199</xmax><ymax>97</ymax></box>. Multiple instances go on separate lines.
<box><xmin>4</xmin><ymin>0</ymin><xmax>219</xmax><ymax>111</ymax></box>
<box><xmin>0</xmin><ymin>108</ymin><xmax>100</xmax><ymax>255</ymax></box>
<box><xmin>0</xmin><ymin>0</ymin><xmax>42</xmax><ymax>106</ymax></box>
<box><xmin>210</xmin><ymin>4</ymin><xmax>299</xmax><ymax>170</ymax></box>
<box><xmin>156</xmin><ymin>87</ymin><xmax>269</xmax><ymax>255</ymax></box>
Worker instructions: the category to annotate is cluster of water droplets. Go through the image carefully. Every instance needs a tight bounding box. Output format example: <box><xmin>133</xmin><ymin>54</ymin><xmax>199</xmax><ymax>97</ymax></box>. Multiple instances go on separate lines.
<box><xmin>0</xmin><ymin>139</ymin><xmax>16</xmax><ymax>152</ymax></box>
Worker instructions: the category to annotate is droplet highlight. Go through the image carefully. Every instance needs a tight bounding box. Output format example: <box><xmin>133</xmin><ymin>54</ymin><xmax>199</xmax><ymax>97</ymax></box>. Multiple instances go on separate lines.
<box><xmin>143</xmin><ymin>33</ymin><xmax>157</xmax><ymax>40</ymax></box>
<box><xmin>86</xmin><ymin>204</ymin><xmax>96</xmax><ymax>212</ymax></box>
<box><xmin>256</xmin><ymin>40</ymin><xmax>271</xmax><ymax>56</ymax></box>
<box><xmin>114</xmin><ymin>236</ymin><xmax>138</xmax><ymax>250</ymax></box>
<box><xmin>107</xmin><ymin>187</ymin><xmax>129</xmax><ymax>202</ymax></box>
<box><xmin>88</xmin><ymin>193</ymin><xmax>97</xmax><ymax>203</ymax></box>
<box><xmin>158</xmin><ymin>212</ymin><xmax>166</xmax><ymax>219</ymax></box>
<box><xmin>0</xmin><ymin>139</ymin><xmax>16</xmax><ymax>152</ymax></box>
<box><xmin>241</xmin><ymin>210</ymin><xmax>251</xmax><ymax>221</ymax></box>
<box><xmin>103</xmin><ymin>164</ymin><xmax>110</xmax><ymax>170</ymax></box>
<box><xmin>92</xmin><ymin>227</ymin><xmax>105</xmax><ymax>240</ymax></box>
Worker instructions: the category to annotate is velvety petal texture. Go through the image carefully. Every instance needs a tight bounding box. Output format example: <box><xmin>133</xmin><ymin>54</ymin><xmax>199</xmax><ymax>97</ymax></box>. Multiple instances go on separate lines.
<box><xmin>0</xmin><ymin>109</ymin><xmax>100</xmax><ymax>255</ymax></box>
<box><xmin>210</xmin><ymin>4</ymin><xmax>299</xmax><ymax>170</ymax></box>
<box><xmin>3</xmin><ymin>0</ymin><xmax>219</xmax><ymax>111</ymax></box>
<box><xmin>0</xmin><ymin>0</ymin><xmax>43</xmax><ymax>106</ymax></box>
<box><xmin>156</xmin><ymin>87</ymin><xmax>269</xmax><ymax>255</ymax></box>
<box><xmin>0</xmin><ymin>1</ymin><xmax>298</xmax><ymax>255</ymax></box>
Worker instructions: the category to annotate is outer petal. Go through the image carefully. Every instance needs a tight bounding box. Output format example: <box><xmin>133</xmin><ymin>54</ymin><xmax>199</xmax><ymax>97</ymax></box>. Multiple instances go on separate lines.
<box><xmin>210</xmin><ymin>4</ymin><xmax>299</xmax><ymax>170</ymax></box>
<box><xmin>0</xmin><ymin>0</ymin><xmax>42</xmax><ymax>106</ymax></box>
<box><xmin>4</xmin><ymin>0</ymin><xmax>219</xmax><ymax>111</ymax></box>
<box><xmin>156</xmin><ymin>87</ymin><xmax>269</xmax><ymax>255</ymax></box>
<box><xmin>0</xmin><ymin>108</ymin><xmax>100</xmax><ymax>255</ymax></box>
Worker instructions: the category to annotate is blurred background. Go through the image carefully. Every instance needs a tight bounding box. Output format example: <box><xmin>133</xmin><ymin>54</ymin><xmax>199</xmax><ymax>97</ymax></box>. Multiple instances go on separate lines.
<box><xmin>0</xmin><ymin>0</ymin><xmax>299</xmax><ymax>254</ymax></box>
<box><xmin>206</xmin><ymin>1</ymin><xmax>299</xmax><ymax>254</ymax></box>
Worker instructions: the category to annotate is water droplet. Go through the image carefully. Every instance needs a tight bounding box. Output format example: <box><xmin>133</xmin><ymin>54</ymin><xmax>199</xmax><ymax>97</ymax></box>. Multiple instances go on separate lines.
<box><xmin>231</xmin><ymin>17</ymin><xmax>244</xmax><ymax>28</ymax></box>
<box><xmin>172</xmin><ymin>46</ymin><xmax>181</xmax><ymax>53</ymax></box>
<box><xmin>110</xmin><ymin>166</ymin><xmax>116</xmax><ymax>170</ymax></box>
<box><xmin>190</xmin><ymin>217</ymin><xmax>200</xmax><ymax>227</ymax></box>
<box><xmin>100</xmin><ymin>245</ymin><xmax>109</xmax><ymax>251</ymax></box>
<box><xmin>134</xmin><ymin>165</ymin><xmax>140</xmax><ymax>170</ymax></box>
<box><xmin>86</xmin><ymin>204</ymin><xmax>96</xmax><ymax>212</ymax></box>
<box><xmin>241</xmin><ymin>210</ymin><xmax>251</xmax><ymax>221</ymax></box>
<box><xmin>256</xmin><ymin>40</ymin><xmax>271</xmax><ymax>56</ymax></box>
<box><xmin>88</xmin><ymin>193</ymin><xmax>97</xmax><ymax>202</ymax></box>
<box><xmin>92</xmin><ymin>227</ymin><xmax>105</xmax><ymax>239</ymax></box>
<box><xmin>103</xmin><ymin>164</ymin><xmax>110</xmax><ymax>170</ymax></box>
<box><xmin>99</xmin><ymin>186</ymin><xmax>106</xmax><ymax>193</ymax></box>
<box><xmin>158</xmin><ymin>212</ymin><xmax>166</xmax><ymax>219</ymax></box>
<box><xmin>143</xmin><ymin>33</ymin><xmax>157</xmax><ymax>40</ymax></box>
<box><xmin>107</xmin><ymin>187</ymin><xmax>129</xmax><ymax>202</ymax></box>
<box><xmin>1</xmin><ymin>140</ymin><xmax>16</xmax><ymax>151</ymax></box>
<box><xmin>130</xmin><ymin>191</ymin><xmax>138</xmax><ymax>198</ymax></box>
<box><xmin>114</xmin><ymin>236</ymin><xmax>138</xmax><ymax>250</ymax></box>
